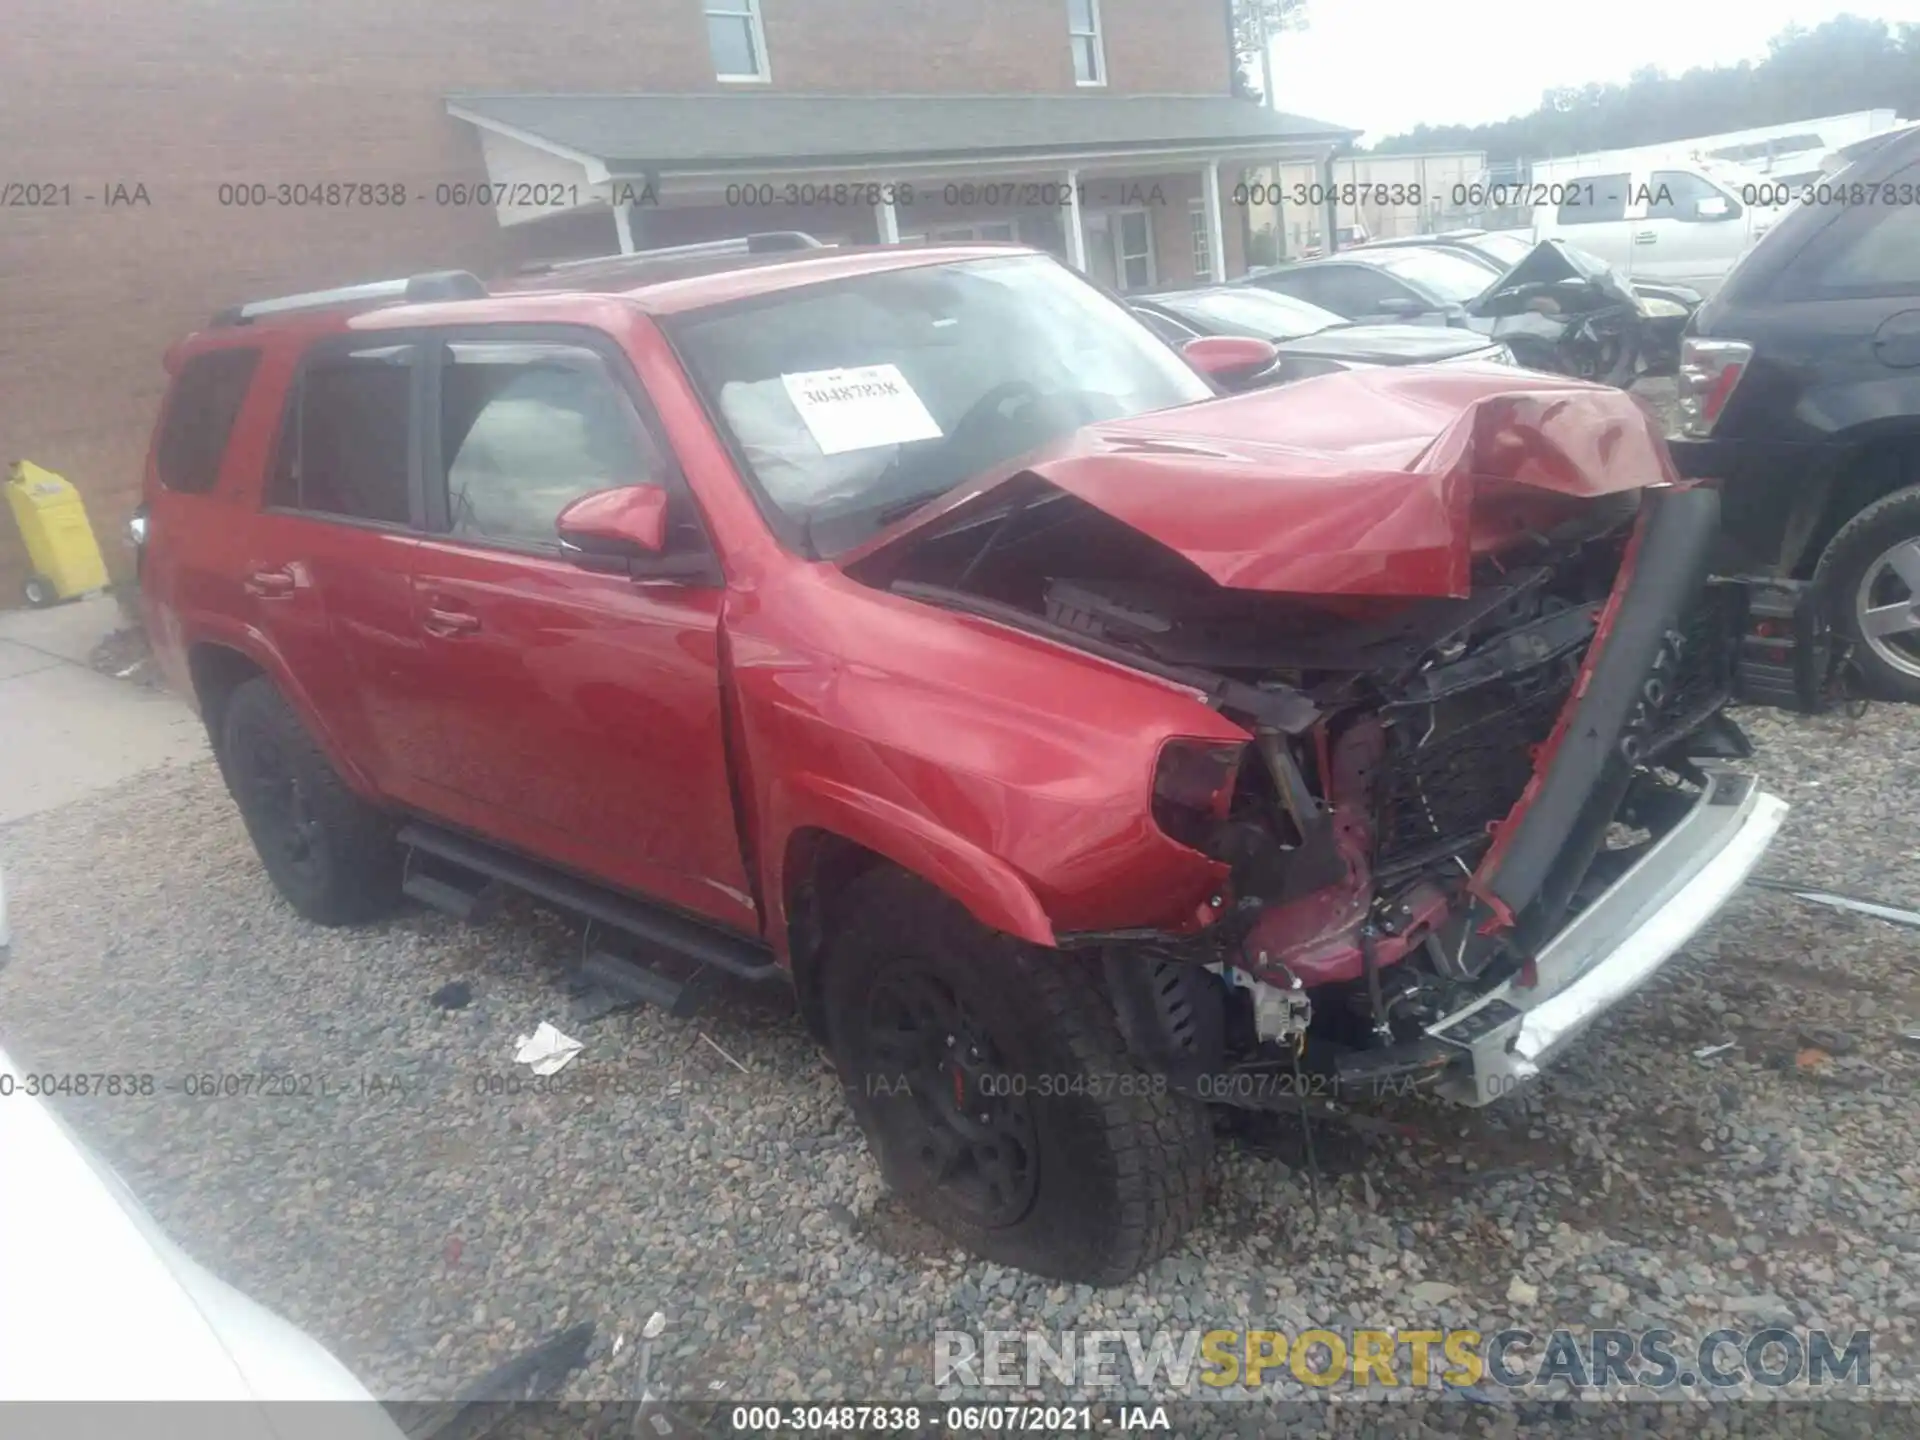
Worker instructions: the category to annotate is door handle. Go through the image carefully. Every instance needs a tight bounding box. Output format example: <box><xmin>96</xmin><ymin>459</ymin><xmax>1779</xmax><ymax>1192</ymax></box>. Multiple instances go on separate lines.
<box><xmin>245</xmin><ymin>568</ymin><xmax>296</xmax><ymax>598</ymax></box>
<box><xmin>1633</xmin><ymin>231</ymin><xmax>1658</xmax><ymax>244</ymax></box>
<box><xmin>423</xmin><ymin>604</ymin><xmax>481</xmax><ymax>637</ymax></box>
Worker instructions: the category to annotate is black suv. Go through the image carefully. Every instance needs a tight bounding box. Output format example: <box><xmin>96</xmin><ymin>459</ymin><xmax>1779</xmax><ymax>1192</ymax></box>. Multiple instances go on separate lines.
<box><xmin>1668</xmin><ymin>122</ymin><xmax>1920</xmax><ymax>702</ymax></box>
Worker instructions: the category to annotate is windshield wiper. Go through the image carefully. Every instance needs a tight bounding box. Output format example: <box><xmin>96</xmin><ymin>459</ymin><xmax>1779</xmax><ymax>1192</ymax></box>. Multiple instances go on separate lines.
<box><xmin>802</xmin><ymin>484</ymin><xmax>957</xmax><ymax>561</ymax></box>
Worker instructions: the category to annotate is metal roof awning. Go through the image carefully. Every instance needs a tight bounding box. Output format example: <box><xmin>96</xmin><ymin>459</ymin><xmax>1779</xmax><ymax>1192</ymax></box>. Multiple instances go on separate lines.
<box><xmin>446</xmin><ymin>92</ymin><xmax>1360</xmax><ymax>181</ymax></box>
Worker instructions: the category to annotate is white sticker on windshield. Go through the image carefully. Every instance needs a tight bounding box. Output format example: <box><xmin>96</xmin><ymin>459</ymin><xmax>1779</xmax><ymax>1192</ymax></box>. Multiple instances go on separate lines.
<box><xmin>781</xmin><ymin>364</ymin><xmax>943</xmax><ymax>456</ymax></box>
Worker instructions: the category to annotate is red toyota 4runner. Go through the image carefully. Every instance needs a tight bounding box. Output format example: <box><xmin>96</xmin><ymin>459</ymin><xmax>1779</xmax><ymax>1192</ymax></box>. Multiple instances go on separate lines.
<box><xmin>139</xmin><ymin>239</ymin><xmax>1789</xmax><ymax>1284</ymax></box>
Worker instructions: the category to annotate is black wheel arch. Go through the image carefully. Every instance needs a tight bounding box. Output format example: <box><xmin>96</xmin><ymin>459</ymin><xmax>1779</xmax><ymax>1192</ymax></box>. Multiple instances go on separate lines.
<box><xmin>1798</xmin><ymin>433</ymin><xmax>1920</xmax><ymax>579</ymax></box>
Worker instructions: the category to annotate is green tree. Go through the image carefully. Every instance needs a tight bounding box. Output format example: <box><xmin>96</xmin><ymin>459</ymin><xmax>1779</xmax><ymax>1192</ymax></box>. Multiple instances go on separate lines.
<box><xmin>1364</xmin><ymin>15</ymin><xmax>1920</xmax><ymax>161</ymax></box>
<box><xmin>1233</xmin><ymin>0</ymin><xmax>1310</xmax><ymax>104</ymax></box>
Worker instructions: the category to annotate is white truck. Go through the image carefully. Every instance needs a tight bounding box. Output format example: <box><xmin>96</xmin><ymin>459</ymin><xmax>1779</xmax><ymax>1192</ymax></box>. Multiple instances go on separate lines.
<box><xmin>1496</xmin><ymin>154</ymin><xmax>1786</xmax><ymax>295</ymax></box>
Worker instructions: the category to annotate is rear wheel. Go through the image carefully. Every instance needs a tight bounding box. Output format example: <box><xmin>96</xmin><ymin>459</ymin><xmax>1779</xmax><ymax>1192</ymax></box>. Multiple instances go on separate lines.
<box><xmin>1814</xmin><ymin>485</ymin><xmax>1920</xmax><ymax>703</ymax></box>
<box><xmin>219</xmin><ymin>677</ymin><xmax>402</xmax><ymax>924</ymax></box>
<box><xmin>822</xmin><ymin>869</ymin><xmax>1213</xmax><ymax>1285</ymax></box>
<box><xmin>22</xmin><ymin>575</ymin><xmax>55</xmax><ymax>607</ymax></box>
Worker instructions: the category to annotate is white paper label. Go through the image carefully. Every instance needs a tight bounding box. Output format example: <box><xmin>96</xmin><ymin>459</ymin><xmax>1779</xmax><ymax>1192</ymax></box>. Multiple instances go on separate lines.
<box><xmin>781</xmin><ymin>364</ymin><xmax>943</xmax><ymax>456</ymax></box>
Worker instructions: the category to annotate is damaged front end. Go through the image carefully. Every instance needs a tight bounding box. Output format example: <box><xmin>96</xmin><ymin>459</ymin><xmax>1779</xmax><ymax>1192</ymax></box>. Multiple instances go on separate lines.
<box><xmin>1076</xmin><ymin>486</ymin><xmax>1781</xmax><ymax>1108</ymax></box>
<box><xmin>845</xmin><ymin>371</ymin><xmax>1787</xmax><ymax>1110</ymax></box>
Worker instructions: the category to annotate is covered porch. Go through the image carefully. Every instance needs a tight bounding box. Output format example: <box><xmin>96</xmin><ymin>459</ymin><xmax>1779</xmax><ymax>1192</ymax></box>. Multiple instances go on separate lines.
<box><xmin>445</xmin><ymin>92</ymin><xmax>1360</xmax><ymax>293</ymax></box>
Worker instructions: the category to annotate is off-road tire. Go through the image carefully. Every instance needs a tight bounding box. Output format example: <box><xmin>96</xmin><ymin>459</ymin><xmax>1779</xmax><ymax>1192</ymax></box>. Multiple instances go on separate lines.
<box><xmin>822</xmin><ymin>868</ymin><xmax>1214</xmax><ymax>1285</ymax></box>
<box><xmin>219</xmin><ymin>677</ymin><xmax>402</xmax><ymax>925</ymax></box>
<box><xmin>1814</xmin><ymin>484</ymin><xmax>1920</xmax><ymax>703</ymax></box>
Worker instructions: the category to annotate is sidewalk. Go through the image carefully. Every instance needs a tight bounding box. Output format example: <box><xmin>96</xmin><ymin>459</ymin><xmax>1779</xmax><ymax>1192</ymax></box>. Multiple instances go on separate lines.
<box><xmin>0</xmin><ymin>594</ymin><xmax>206</xmax><ymax>825</ymax></box>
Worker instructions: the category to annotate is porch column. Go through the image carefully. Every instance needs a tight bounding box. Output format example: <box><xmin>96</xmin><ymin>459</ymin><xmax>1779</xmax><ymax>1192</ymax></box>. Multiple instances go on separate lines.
<box><xmin>1203</xmin><ymin>159</ymin><xmax>1227</xmax><ymax>283</ymax></box>
<box><xmin>875</xmin><ymin>191</ymin><xmax>901</xmax><ymax>245</ymax></box>
<box><xmin>1273</xmin><ymin>156</ymin><xmax>1287</xmax><ymax>262</ymax></box>
<box><xmin>1064</xmin><ymin>168</ymin><xmax>1088</xmax><ymax>272</ymax></box>
<box><xmin>1321</xmin><ymin>148</ymin><xmax>1340</xmax><ymax>254</ymax></box>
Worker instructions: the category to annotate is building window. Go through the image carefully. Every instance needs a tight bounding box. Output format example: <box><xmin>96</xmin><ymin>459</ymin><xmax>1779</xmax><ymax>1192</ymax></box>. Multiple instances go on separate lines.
<box><xmin>707</xmin><ymin>0</ymin><xmax>770</xmax><ymax>82</ymax></box>
<box><xmin>1189</xmin><ymin>203</ymin><xmax>1212</xmax><ymax>281</ymax></box>
<box><xmin>1068</xmin><ymin>0</ymin><xmax>1105</xmax><ymax>86</ymax></box>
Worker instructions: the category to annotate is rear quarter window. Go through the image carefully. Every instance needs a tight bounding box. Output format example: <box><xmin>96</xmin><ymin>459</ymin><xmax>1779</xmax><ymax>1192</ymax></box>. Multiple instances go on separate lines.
<box><xmin>155</xmin><ymin>348</ymin><xmax>262</xmax><ymax>493</ymax></box>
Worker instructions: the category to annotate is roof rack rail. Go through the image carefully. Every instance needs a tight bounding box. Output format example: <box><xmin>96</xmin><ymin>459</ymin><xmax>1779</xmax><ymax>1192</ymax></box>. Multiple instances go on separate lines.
<box><xmin>516</xmin><ymin>231</ymin><xmax>827</xmax><ymax>276</ymax></box>
<box><xmin>208</xmin><ymin>270</ymin><xmax>488</xmax><ymax>328</ymax></box>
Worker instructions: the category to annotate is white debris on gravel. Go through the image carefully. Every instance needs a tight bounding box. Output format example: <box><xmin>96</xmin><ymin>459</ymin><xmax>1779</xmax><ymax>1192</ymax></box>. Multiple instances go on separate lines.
<box><xmin>0</xmin><ymin>701</ymin><xmax>1917</xmax><ymax>1422</ymax></box>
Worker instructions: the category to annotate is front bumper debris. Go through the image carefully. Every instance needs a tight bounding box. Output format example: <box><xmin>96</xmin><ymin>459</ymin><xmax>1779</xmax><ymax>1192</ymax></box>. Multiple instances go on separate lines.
<box><xmin>1426</xmin><ymin>765</ymin><xmax>1787</xmax><ymax>1106</ymax></box>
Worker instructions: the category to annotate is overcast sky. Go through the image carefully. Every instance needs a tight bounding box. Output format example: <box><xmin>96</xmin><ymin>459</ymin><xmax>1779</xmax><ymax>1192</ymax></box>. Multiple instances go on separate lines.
<box><xmin>1270</xmin><ymin>0</ymin><xmax>1920</xmax><ymax>143</ymax></box>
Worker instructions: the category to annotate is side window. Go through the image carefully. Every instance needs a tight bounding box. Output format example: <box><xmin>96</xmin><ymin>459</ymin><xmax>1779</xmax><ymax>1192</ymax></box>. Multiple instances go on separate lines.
<box><xmin>1557</xmin><ymin>173</ymin><xmax>1629</xmax><ymax>226</ymax></box>
<box><xmin>1787</xmin><ymin>169</ymin><xmax>1920</xmax><ymax>298</ymax></box>
<box><xmin>1303</xmin><ymin>266</ymin><xmax>1404</xmax><ymax>317</ymax></box>
<box><xmin>438</xmin><ymin>341</ymin><xmax>665</xmax><ymax>551</ymax></box>
<box><xmin>1646</xmin><ymin>170</ymin><xmax>1740</xmax><ymax>222</ymax></box>
<box><xmin>269</xmin><ymin>345</ymin><xmax>415</xmax><ymax>524</ymax></box>
<box><xmin>156</xmin><ymin>349</ymin><xmax>262</xmax><ymax>494</ymax></box>
<box><xmin>1137</xmin><ymin>309</ymin><xmax>1197</xmax><ymax>345</ymax></box>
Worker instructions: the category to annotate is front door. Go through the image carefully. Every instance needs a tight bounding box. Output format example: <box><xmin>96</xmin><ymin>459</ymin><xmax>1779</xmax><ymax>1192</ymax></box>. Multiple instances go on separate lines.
<box><xmin>396</xmin><ymin>330</ymin><xmax>756</xmax><ymax>934</ymax></box>
<box><xmin>1549</xmin><ymin>171</ymin><xmax>1633</xmax><ymax>275</ymax></box>
<box><xmin>1635</xmin><ymin>168</ymin><xmax>1747</xmax><ymax>287</ymax></box>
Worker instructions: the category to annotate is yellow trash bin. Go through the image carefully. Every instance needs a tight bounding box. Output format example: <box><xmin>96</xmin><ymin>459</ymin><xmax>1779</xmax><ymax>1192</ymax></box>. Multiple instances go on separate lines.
<box><xmin>5</xmin><ymin>460</ymin><xmax>110</xmax><ymax>607</ymax></box>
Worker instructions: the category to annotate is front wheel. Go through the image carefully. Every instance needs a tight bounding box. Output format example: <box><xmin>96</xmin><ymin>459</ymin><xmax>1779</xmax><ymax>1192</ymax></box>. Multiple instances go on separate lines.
<box><xmin>822</xmin><ymin>869</ymin><xmax>1214</xmax><ymax>1285</ymax></box>
<box><xmin>1814</xmin><ymin>484</ymin><xmax>1920</xmax><ymax>703</ymax></box>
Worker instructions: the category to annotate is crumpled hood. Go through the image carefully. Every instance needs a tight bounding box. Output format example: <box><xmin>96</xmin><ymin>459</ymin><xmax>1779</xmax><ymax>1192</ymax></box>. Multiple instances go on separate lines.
<box><xmin>1469</xmin><ymin>238</ymin><xmax>1642</xmax><ymax>318</ymax></box>
<box><xmin>842</xmin><ymin>364</ymin><xmax>1680</xmax><ymax>599</ymax></box>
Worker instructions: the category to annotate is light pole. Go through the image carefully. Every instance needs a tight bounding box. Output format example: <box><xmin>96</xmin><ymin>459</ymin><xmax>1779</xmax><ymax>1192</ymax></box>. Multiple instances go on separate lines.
<box><xmin>1251</xmin><ymin>1</ymin><xmax>1282</xmax><ymax>261</ymax></box>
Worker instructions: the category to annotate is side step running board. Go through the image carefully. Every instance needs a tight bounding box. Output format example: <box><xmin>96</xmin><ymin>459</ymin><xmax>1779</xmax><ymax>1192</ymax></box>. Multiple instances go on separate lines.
<box><xmin>397</xmin><ymin>822</ymin><xmax>782</xmax><ymax>983</ymax></box>
<box><xmin>581</xmin><ymin>948</ymin><xmax>719</xmax><ymax>1018</ymax></box>
<box><xmin>402</xmin><ymin>868</ymin><xmax>500</xmax><ymax>922</ymax></box>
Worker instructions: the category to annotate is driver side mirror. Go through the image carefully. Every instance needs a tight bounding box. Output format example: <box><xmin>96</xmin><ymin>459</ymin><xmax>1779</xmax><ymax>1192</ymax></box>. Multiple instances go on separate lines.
<box><xmin>1693</xmin><ymin>194</ymin><xmax>1737</xmax><ymax>221</ymax></box>
<box><xmin>1181</xmin><ymin>335</ymin><xmax>1280</xmax><ymax>389</ymax></box>
<box><xmin>556</xmin><ymin>484</ymin><xmax>720</xmax><ymax>584</ymax></box>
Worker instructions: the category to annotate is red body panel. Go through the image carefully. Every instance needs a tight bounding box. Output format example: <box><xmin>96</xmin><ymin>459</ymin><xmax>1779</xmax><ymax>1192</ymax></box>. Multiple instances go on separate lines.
<box><xmin>141</xmin><ymin>251</ymin><xmax>1687</xmax><ymax>964</ymax></box>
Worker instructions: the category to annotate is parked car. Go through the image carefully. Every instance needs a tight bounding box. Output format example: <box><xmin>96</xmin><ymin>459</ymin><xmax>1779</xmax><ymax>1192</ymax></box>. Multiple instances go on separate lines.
<box><xmin>0</xmin><ymin>1043</ymin><xmax>407</xmax><ymax>1427</ymax></box>
<box><xmin>0</xmin><ymin>1046</ymin><xmax>591</xmax><ymax>1425</ymax></box>
<box><xmin>1518</xmin><ymin>157</ymin><xmax>1784</xmax><ymax>294</ymax></box>
<box><xmin>1667</xmin><ymin>121</ymin><xmax>1920</xmax><ymax>703</ymax></box>
<box><xmin>1130</xmin><ymin>285</ymin><xmax>1512</xmax><ymax>386</ymax></box>
<box><xmin>1244</xmin><ymin>242</ymin><xmax>1651</xmax><ymax>384</ymax></box>
<box><xmin>1242</xmin><ymin>244</ymin><xmax>1493</xmax><ymax>328</ymax></box>
<box><xmin>138</xmin><ymin>238</ymin><xmax>1788</xmax><ymax>1285</ymax></box>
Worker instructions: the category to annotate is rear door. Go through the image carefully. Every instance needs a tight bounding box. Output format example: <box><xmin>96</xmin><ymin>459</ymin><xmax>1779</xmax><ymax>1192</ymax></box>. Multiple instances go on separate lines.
<box><xmin>244</xmin><ymin>340</ymin><xmax>426</xmax><ymax>792</ymax></box>
<box><xmin>396</xmin><ymin>327</ymin><xmax>755</xmax><ymax>933</ymax></box>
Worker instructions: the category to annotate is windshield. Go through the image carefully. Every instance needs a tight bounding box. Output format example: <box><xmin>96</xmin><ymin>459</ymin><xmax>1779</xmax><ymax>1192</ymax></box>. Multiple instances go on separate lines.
<box><xmin>1366</xmin><ymin>248</ymin><xmax>1495</xmax><ymax>303</ymax></box>
<box><xmin>668</xmin><ymin>254</ymin><xmax>1213</xmax><ymax>556</ymax></box>
<box><xmin>1159</xmin><ymin>288</ymin><xmax>1346</xmax><ymax>341</ymax></box>
<box><xmin>1466</xmin><ymin>232</ymin><xmax>1534</xmax><ymax>268</ymax></box>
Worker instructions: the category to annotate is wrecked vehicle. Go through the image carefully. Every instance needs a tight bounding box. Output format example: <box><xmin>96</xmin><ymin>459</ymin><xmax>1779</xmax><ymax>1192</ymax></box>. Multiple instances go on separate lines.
<box><xmin>1362</xmin><ymin>231</ymin><xmax>1700</xmax><ymax>380</ymax></box>
<box><xmin>137</xmin><ymin>241</ymin><xmax>1787</xmax><ymax>1286</ymax></box>
<box><xmin>1244</xmin><ymin>239</ymin><xmax>1687</xmax><ymax>386</ymax></box>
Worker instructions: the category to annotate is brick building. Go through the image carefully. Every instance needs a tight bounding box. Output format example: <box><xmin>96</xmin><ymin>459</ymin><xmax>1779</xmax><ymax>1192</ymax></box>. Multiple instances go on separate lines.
<box><xmin>2</xmin><ymin>0</ymin><xmax>1355</xmax><ymax>599</ymax></box>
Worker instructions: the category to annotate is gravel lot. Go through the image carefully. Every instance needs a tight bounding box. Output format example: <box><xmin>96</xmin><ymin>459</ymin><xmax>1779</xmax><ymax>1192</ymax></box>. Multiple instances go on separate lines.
<box><xmin>2</xmin><ymin>696</ymin><xmax>1918</xmax><ymax>1430</ymax></box>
